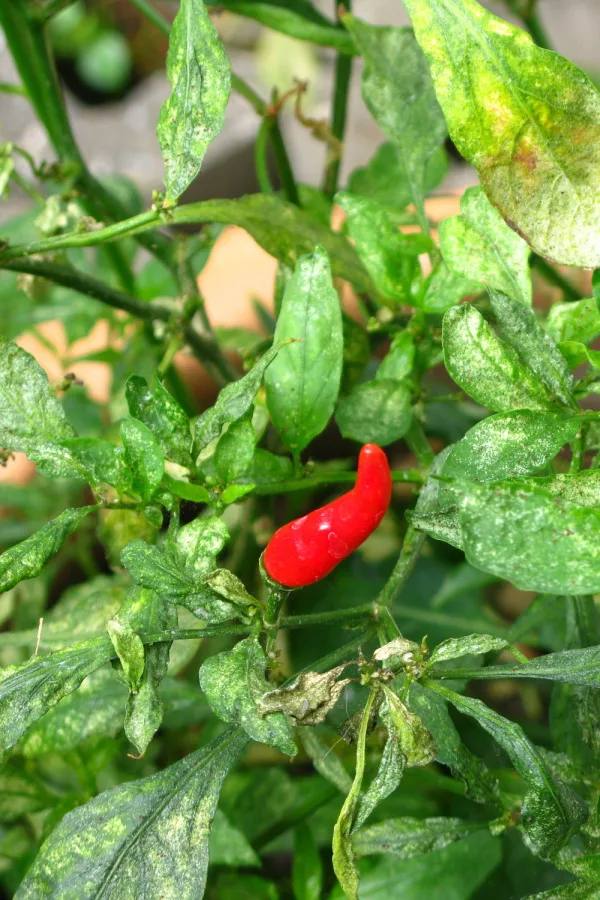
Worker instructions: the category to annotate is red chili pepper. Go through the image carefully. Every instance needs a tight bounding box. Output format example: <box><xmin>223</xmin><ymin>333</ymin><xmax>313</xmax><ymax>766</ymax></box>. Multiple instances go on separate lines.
<box><xmin>263</xmin><ymin>443</ymin><xmax>392</xmax><ymax>588</ymax></box>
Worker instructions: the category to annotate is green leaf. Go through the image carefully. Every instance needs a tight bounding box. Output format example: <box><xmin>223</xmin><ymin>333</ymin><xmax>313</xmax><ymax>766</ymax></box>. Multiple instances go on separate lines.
<box><xmin>19</xmin><ymin>668</ymin><xmax>127</xmax><ymax>757</ymax></box>
<box><xmin>382</xmin><ymin>686</ymin><xmax>436</xmax><ymax>768</ymax></box>
<box><xmin>195</xmin><ymin>343</ymin><xmax>281</xmax><ymax>453</ymax></box>
<box><xmin>199</xmin><ymin>636</ymin><xmax>297</xmax><ymax>755</ymax></box>
<box><xmin>401</xmin><ymin>0</ymin><xmax>600</xmax><ymax>268</ymax></box>
<box><xmin>297</xmin><ymin>727</ymin><xmax>353</xmax><ymax>794</ymax></box>
<box><xmin>335</xmin><ymin>379</ymin><xmax>412</xmax><ymax>446</ymax></box>
<box><xmin>17</xmin><ymin>728</ymin><xmax>247</xmax><ymax>900</ymax></box>
<box><xmin>547</xmin><ymin>297</ymin><xmax>600</xmax><ymax>346</ymax></box>
<box><xmin>265</xmin><ymin>247</ymin><xmax>343</xmax><ymax>456</ymax></box>
<box><xmin>342</xmin><ymin>16</ymin><xmax>446</xmax><ymax>231</ymax></box>
<box><xmin>106</xmin><ymin>618</ymin><xmax>145</xmax><ymax>691</ymax></box>
<box><xmin>335</xmin><ymin>192</ymin><xmax>427</xmax><ymax>306</ymax></box>
<box><xmin>429</xmin><ymin>681</ymin><xmax>588</xmax><ymax>858</ymax></box>
<box><xmin>439</xmin><ymin>187</ymin><xmax>532</xmax><ymax>306</ymax></box>
<box><xmin>247</xmin><ymin>449</ymin><xmax>294</xmax><ymax>487</ymax></box>
<box><xmin>126</xmin><ymin>374</ymin><xmax>192</xmax><ymax>468</ymax></box>
<box><xmin>121</xmin><ymin>517</ymin><xmax>232</xmax><ymax>621</ymax></box>
<box><xmin>0</xmin><ymin>767</ymin><xmax>54</xmax><ymax>822</ymax></box>
<box><xmin>524</xmin><ymin>884</ymin><xmax>600</xmax><ymax>900</ymax></box>
<box><xmin>332</xmin><ymin>830</ymin><xmax>501</xmax><ymax>900</ymax></box>
<box><xmin>408</xmin><ymin>682</ymin><xmax>500</xmax><ymax>805</ymax></box>
<box><xmin>488</xmin><ymin>289</ymin><xmax>576</xmax><ymax>410</ymax></box>
<box><xmin>417</xmin><ymin>262</ymin><xmax>480</xmax><ymax>315</ymax></box>
<box><xmin>442</xmin><ymin>304</ymin><xmax>552</xmax><ymax>411</ymax></box>
<box><xmin>0</xmin><ymin>637</ymin><xmax>113</xmax><ymax>758</ymax></box>
<box><xmin>209</xmin><ymin>809</ymin><xmax>260</xmax><ymax>868</ymax></box>
<box><xmin>0</xmin><ymin>506</ymin><xmax>96</xmax><ymax>593</ymax></box>
<box><xmin>214</xmin><ymin>410</ymin><xmax>257</xmax><ymax>483</ymax></box>
<box><xmin>157</xmin><ymin>0</ymin><xmax>230</xmax><ymax>201</ymax></box>
<box><xmin>212</xmin><ymin>0</ymin><xmax>355</xmax><ymax>53</ymax></box>
<box><xmin>444</xmin><ymin>645</ymin><xmax>600</xmax><ymax>688</ymax></box>
<box><xmin>377</xmin><ymin>331</ymin><xmax>415</xmax><ymax>382</ymax></box>
<box><xmin>0</xmin><ymin>337</ymin><xmax>75</xmax><ymax>454</ymax></box>
<box><xmin>292</xmin><ymin>822</ymin><xmax>323</xmax><ymax>900</ymax></box>
<box><xmin>439</xmin><ymin>410</ymin><xmax>581</xmax><ymax>507</ymax></box>
<box><xmin>120</xmin><ymin>417</ymin><xmax>164</xmax><ymax>502</ymax></box>
<box><xmin>455</xmin><ymin>479</ymin><xmax>600</xmax><ymax>594</ymax></box>
<box><xmin>352</xmin><ymin>816</ymin><xmax>482</xmax><ymax>858</ymax></box>
<box><xmin>332</xmin><ymin>691</ymin><xmax>378</xmax><ymax>900</ymax></box>
<box><xmin>213</xmin><ymin>873</ymin><xmax>279</xmax><ymax>900</ymax></box>
<box><xmin>429</xmin><ymin>633</ymin><xmax>527</xmax><ymax>666</ymax></box>
<box><xmin>118</xmin><ymin>588</ymin><xmax>177</xmax><ymax>757</ymax></box>
<box><xmin>348</xmin><ymin>142</ymin><xmax>448</xmax><ymax>216</ymax></box>
<box><xmin>550</xmin><ymin>596</ymin><xmax>600</xmax><ymax>772</ymax></box>
<box><xmin>354</xmin><ymin>722</ymin><xmax>405</xmax><ymax>831</ymax></box>
<box><xmin>55</xmin><ymin>438</ymin><xmax>129</xmax><ymax>486</ymax></box>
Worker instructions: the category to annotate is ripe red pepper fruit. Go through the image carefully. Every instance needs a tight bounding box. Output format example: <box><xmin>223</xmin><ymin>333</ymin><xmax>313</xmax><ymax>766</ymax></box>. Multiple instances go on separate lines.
<box><xmin>263</xmin><ymin>443</ymin><xmax>392</xmax><ymax>588</ymax></box>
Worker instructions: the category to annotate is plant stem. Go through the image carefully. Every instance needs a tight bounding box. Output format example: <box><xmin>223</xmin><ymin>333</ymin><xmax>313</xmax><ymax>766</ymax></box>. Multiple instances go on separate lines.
<box><xmin>255</xmin><ymin>117</ymin><xmax>275</xmax><ymax>194</ymax></box>
<box><xmin>1</xmin><ymin>256</ymin><xmax>234</xmax><ymax>384</ymax></box>
<box><xmin>0</xmin><ymin>82</ymin><xmax>27</xmax><ymax>96</ymax></box>
<box><xmin>323</xmin><ymin>0</ymin><xmax>353</xmax><ymax>198</ymax></box>
<box><xmin>254</xmin><ymin>468</ymin><xmax>425</xmax><ymax>495</ymax></box>
<box><xmin>531</xmin><ymin>255</ymin><xmax>584</xmax><ymax>301</ymax></box>
<box><xmin>405</xmin><ymin>418</ymin><xmax>435</xmax><ymax>467</ymax></box>
<box><xmin>281</xmin><ymin>604</ymin><xmax>375</xmax><ymax>631</ymax></box>
<box><xmin>269</xmin><ymin>118</ymin><xmax>300</xmax><ymax>206</ymax></box>
<box><xmin>376</xmin><ymin>525</ymin><xmax>425</xmax><ymax>610</ymax></box>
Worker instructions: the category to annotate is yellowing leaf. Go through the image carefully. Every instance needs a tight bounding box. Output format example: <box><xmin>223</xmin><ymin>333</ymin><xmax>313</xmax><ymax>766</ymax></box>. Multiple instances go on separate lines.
<box><xmin>402</xmin><ymin>0</ymin><xmax>600</xmax><ymax>267</ymax></box>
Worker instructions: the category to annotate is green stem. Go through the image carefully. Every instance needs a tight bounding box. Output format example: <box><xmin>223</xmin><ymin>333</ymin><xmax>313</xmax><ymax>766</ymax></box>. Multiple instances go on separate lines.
<box><xmin>530</xmin><ymin>255</ymin><xmax>584</xmax><ymax>301</ymax></box>
<box><xmin>254</xmin><ymin>468</ymin><xmax>425</xmax><ymax>495</ymax></box>
<box><xmin>376</xmin><ymin>525</ymin><xmax>425</xmax><ymax>610</ymax></box>
<box><xmin>0</xmin><ymin>81</ymin><xmax>27</xmax><ymax>97</ymax></box>
<box><xmin>255</xmin><ymin>117</ymin><xmax>275</xmax><ymax>194</ymax></box>
<box><xmin>270</xmin><ymin>117</ymin><xmax>300</xmax><ymax>206</ymax></box>
<box><xmin>405</xmin><ymin>418</ymin><xmax>435</xmax><ymax>467</ymax></box>
<box><xmin>127</xmin><ymin>0</ymin><xmax>173</xmax><ymax>34</ymax></box>
<box><xmin>323</xmin><ymin>0</ymin><xmax>352</xmax><ymax>198</ymax></box>
<box><xmin>1</xmin><ymin>256</ymin><xmax>234</xmax><ymax>384</ymax></box>
<box><xmin>281</xmin><ymin>604</ymin><xmax>375</xmax><ymax>630</ymax></box>
<box><xmin>570</xmin><ymin>422</ymin><xmax>587</xmax><ymax>474</ymax></box>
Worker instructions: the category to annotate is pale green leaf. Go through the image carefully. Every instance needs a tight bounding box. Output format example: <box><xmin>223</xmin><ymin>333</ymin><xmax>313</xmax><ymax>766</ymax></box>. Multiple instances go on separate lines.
<box><xmin>442</xmin><ymin>304</ymin><xmax>552</xmax><ymax>411</ymax></box>
<box><xmin>265</xmin><ymin>247</ymin><xmax>343</xmax><ymax>455</ymax></box>
<box><xmin>0</xmin><ymin>506</ymin><xmax>96</xmax><ymax>593</ymax></box>
<box><xmin>126</xmin><ymin>375</ymin><xmax>192</xmax><ymax>468</ymax></box>
<box><xmin>0</xmin><ymin>637</ymin><xmax>113</xmax><ymax>758</ymax></box>
<box><xmin>348</xmin><ymin>142</ymin><xmax>448</xmax><ymax>216</ymax></box>
<box><xmin>439</xmin><ymin>409</ymin><xmax>581</xmax><ymax>507</ymax></box>
<box><xmin>0</xmin><ymin>337</ymin><xmax>75</xmax><ymax>455</ymax></box>
<box><xmin>417</xmin><ymin>262</ymin><xmax>480</xmax><ymax>315</ymax></box>
<box><xmin>488</xmin><ymin>289</ymin><xmax>576</xmax><ymax>410</ymax></box>
<box><xmin>408</xmin><ymin>683</ymin><xmax>500</xmax><ymax>805</ymax></box>
<box><xmin>352</xmin><ymin>816</ymin><xmax>481</xmax><ymax>858</ymax></box>
<box><xmin>120</xmin><ymin>416</ymin><xmax>164</xmax><ymax>502</ymax></box>
<box><xmin>456</xmin><ymin>479</ymin><xmax>600</xmax><ymax>594</ymax></box>
<box><xmin>335</xmin><ymin>379</ymin><xmax>412</xmax><ymax>446</ymax></box>
<box><xmin>429</xmin><ymin>681</ymin><xmax>588</xmax><ymax>858</ymax></box>
<box><xmin>547</xmin><ymin>297</ymin><xmax>600</xmax><ymax>346</ymax></box>
<box><xmin>157</xmin><ymin>0</ymin><xmax>231</xmax><ymax>201</ymax></box>
<box><xmin>17</xmin><ymin>728</ymin><xmax>247</xmax><ymax>900</ymax></box>
<box><xmin>297</xmin><ymin>727</ymin><xmax>353</xmax><ymax>794</ymax></box>
<box><xmin>439</xmin><ymin>187</ymin><xmax>531</xmax><ymax>306</ymax></box>
<box><xmin>335</xmin><ymin>192</ymin><xmax>427</xmax><ymax>306</ymax></box>
<box><xmin>214</xmin><ymin>410</ymin><xmax>256</xmax><ymax>483</ymax></box>
<box><xmin>342</xmin><ymin>15</ymin><xmax>446</xmax><ymax>231</ymax></box>
<box><xmin>401</xmin><ymin>0</ymin><xmax>600</xmax><ymax>268</ymax></box>
<box><xmin>377</xmin><ymin>331</ymin><xmax>415</xmax><ymax>382</ymax></box>
<box><xmin>330</xmin><ymin>830</ymin><xmax>501</xmax><ymax>900</ymax></box>
<box><xmin>199</xmin><ymin>636</ymin><xmax>297</xmax><ymax>755</ymax></box>
<box><xmin>196</xmin><ymin>343</ymin><xmax>281</xmax><ymax>452</ymax></box>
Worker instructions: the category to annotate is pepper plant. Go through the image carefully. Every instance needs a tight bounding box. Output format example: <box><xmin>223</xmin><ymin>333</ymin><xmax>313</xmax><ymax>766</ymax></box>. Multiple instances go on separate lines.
<box><xmin>1</xmin><ymin>0</ymin><xmax>600</xmax><ymax>897</ymax></box>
